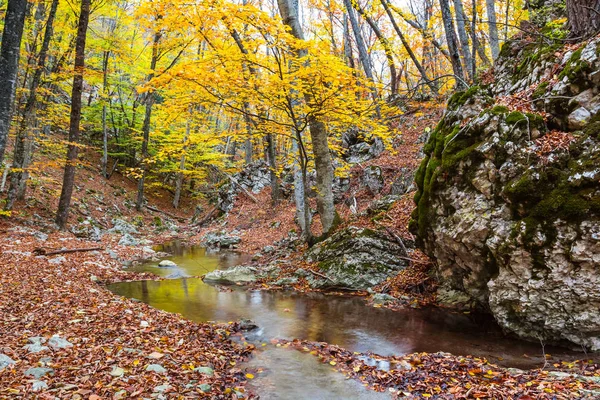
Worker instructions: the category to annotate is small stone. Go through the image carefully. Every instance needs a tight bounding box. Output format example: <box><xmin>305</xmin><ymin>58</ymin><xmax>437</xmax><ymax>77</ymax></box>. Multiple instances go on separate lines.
<box><xmin>146</xmin><ymin>364</ymin><xmax>167</xmax><ymax>373</ymax></box>
<box><xmin>153</xmin><ymin>384</ymin><xmax>171</xmax><ymax>393</ymax></box>
<box><xmin>158</xmin><ymin>260</ymin><xmax>177</xmax><ymax>268</ymax></box>
<box><xmin>0</xmin><ymin>354</ymin><xmax>16</xmax><ymax>370</ymax></box>
<box><xmin>90</xmin><ymin>275</ymin><xmax>98</xmax><ymax>282</ymax></box>
<box><xmin>372</xmin><ymin>293</ymin><xmax>397</xmax><ymax>305</ymax></box>
<box><xmin>24</xmin><ymin>367</ymin><xmax>54</xmax><ymax>379</ymax></box>
<box><xmin>194</xmin><ymin>366</ymin><xmax>214</xmax><ymax>376</ymax></box>
<box><xmin>140</xmin><ymin>321</ymin><xmax>149</xmax><ymax>328</ymax></box>
<box><xmin>24</xmin><ymin>337</ymin><xmax>49</xmax><ymax>353</ymax></box>
<box><xmin>48</xmin><ymin>336</ymin><xmax>73</xmax><ymax>350</ymax></box>
<box><xmin>114</xmin><ymin>389</ymin><xmax>127</xmax><ymax>399</ymax></box>
<box><xmin>48</xmin><ymin>256</ymin><xmax>66</xmax><ymax>265</ymax></box>
<box><xmin>568</xmin><ymin>107</ymin><xmax>591</xmax><ymax>129</ymax></box>
<box><xmin>198</xmin><ymin>383</ymin><xmax>211</xmax><ymax>393</ymax></box>
<box><xmin>110</xmin><ymin>366</ymin><xmax>125</xmax><ymax>377</ymax></box>
<box><xmin>32</xmin><ymin>380</ymin><xmax>48</xmax><ymax>392</ymax></box>
<box><xmin>148</xmin><ymin>352</ymin><xmax>164</xmax><ymax>359</ymax></box>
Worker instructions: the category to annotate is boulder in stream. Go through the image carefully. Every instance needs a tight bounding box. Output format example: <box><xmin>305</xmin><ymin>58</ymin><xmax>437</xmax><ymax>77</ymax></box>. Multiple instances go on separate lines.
<box><xmin>305</xmin><ymin>226</ymin><xmax>409</xmax><ymax>290</ymax></box>
<box><xmin>203</xmin><ymin>266</ymin><xmax>257</xmax><ymax>285</ymax></box>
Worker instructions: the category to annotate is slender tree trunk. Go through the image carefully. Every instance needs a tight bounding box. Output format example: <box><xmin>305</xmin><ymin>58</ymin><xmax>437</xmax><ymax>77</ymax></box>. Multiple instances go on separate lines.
<box><xmin>0</xmin><ymin>0</ymin><xmax>28</xmax><ymax>166</ymax></box>
<box><xmin>350</xmin><ymin>1</ymin><xmax>398</xmax><ymax>96</ymax></box>
<box><xmin>485</xmin><ymin>0</ymin><xmax>500</xmax><ymax>59</ymax></box>
<box><xmin>567</xmin><ymin>0</ymin><xmax>600</xmax><ymax>38</ymax></box>
<box><xmin>6</xmin><ymin>0</ymin><xmax>59</xmax><ymax>210</ymax></box>
<box><xmin>173</xmin><ymin>108</ymin><xmax>190</xmax><ymax>209</ymax></box>
<box><xmin>472</xmin><ymin>0</ymin><xmax>477</xmax><ymax>78</ymax></box>
<box><xmin>102</xmin><ymin>50</ymin><xmax>109</xmax><ymax>178</ymax></box>
<box><xmin>266</xmin><ymin>133</ymin><xmax>281</xmax><ymax>205</ymax></box>
<box><xmin>439</xmin><ymin>0</ymin><xmax>467</xmax><ymax>88</ymax></box>
<box><xmin>381</xmin><ymin>0</ymin><xmax>438</xmax><ymax>94</ymax></box>
<box><xmin>342</xmin><ymin>0</ymin><xmax>378</xmax><ymax>104</ymax></box>
<box><xmin>135</xmin><ymin>31</ymin><xmax>161</xmax><ymax>212</ymax></box>
<box><xmin>453</xmin><ymin>0</ymin><xmax>473</xmax><ymax>80</ymax></box>
<box><xmin>55</xmin><ymin>0</ymin><xmax>91</xmax><ymax>229</ymax></box>
<box><xmin>278</xmin><ymin>0</ymin><xmax>338</xmax><ymax>236</ymax></box>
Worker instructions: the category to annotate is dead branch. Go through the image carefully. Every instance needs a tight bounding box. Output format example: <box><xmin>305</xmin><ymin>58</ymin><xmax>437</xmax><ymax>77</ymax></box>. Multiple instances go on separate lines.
<box><xmin>34</xmin><ymin>246</ymin><xmax>104</xmax><ymax>256</ymax></box>
<box><xmin>145</xmin><ymin>204</ymin><xmax>186</xmax><ymax>222</ymax></box>
<box><xmin>308</xmin><ymin>268</ymin><xmax>334</xmax><ymax>282</ymax></box>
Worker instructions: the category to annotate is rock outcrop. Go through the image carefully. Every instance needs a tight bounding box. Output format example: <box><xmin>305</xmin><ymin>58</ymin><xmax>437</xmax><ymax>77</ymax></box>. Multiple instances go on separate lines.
<box><xmin>411</xmin><ymin>31</ymin><xmax>600</xmax><ymax>349</ymax></box>
<box><xmin>305</xmin><ymin>226</ymin><xmax>409</xmax><ymax>290</ymax></box>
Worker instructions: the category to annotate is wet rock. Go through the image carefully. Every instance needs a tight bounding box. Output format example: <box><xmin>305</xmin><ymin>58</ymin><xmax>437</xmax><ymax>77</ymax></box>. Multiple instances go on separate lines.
<box><xmin>0</xmin><ymin>354</ymin><xmax>15</xmax><ymax>370</ymax></box>
<box><xmin>203</xmin><ymin>266</ymin><xmax>257</xmax><ymax>285</ymax></box>
<box><xmin>158</xmin><ymin>260</ymin><xmax>177</xmax><ymax>268</ymax></box>
<box><xmin>24</xmin><ymin>367</ymin><xmax>54</xmax><ymax>379</ymax></box>
<box><xmin>238</xmin><ymin>319</ymin><xmax>259</xmax><ymax>331</ymax></box>
<box><xmin>146</xmin><ymin>364</ymin><xmax>167</xmax><ymax>373</ymax></box>
<box><xmin>48</xmin><ymin>336</ymin><xmax>72</xmax><ymax>350</ymax></box>
<box><xmin>305</xmin><ymin>226</ymin><xmax>409</xmax><ymax>290</ymax></box>
<box><xmin>194</xmin><ymin>366</ymin><xmax>214</xmax><ymax>376</ymax></box>
<box><xmin>118</xmin><ymin>233</ymin><xmax>139</xmax><ymax>247</ymax></box>
<box><xmin>372</xmin><ymin>293</ymin><xmax>397</xmax><ymax>305</ymax></box>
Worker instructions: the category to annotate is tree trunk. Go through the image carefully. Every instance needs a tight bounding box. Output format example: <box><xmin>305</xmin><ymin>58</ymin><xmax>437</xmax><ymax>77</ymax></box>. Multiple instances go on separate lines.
<box><xmin>173</xmin><ymin>108</ymin><xmax>190</xmax><ymax>209</ymax></box>
<box><xmin>439</xmin><ymin>0</ymin><xmax>467</xmax><ymax>88</ymax></box>
<box><xmin>135</xmin><ymin>31</ymin><xmax>161</xmax><ymax>212</ymax></box>
<box><xmin>102</xmin><ymin>50</ymin><xmax>109</xmax><ymax>178</ymax></box>
<box><xmin>350</xmin><ymin>2</ymin><xmax>398</xmax><ymax>96</ymax></box>
<box><xmin>266</xmin><ymin>132</ymin><xmax>281</xmax><ymax>205</ymax></box>
<box><xmin>55</xmin><ymin>0</ymin><xmax>91</xmax><ymax>229</ymax></box>
<box><xmin>6</xmin><ymin>0</ymin><xmax>58</xmax><ymax>210</ymax></box>
<box><xmin>278</xmin><ymin>0</ymin><xmax>338</xmax><ymax>236</ymax></box>
<box><xmin>485</xmin><ymin>0</ymin><xmax>500</xmax><ymax>59</ymax></box>
<box><xmin>567</xmin><ymin>0</ymin><xmax>600</xmax><ymax>38</ymax></box>
<box><xmin>453</xmin><ymin>0</ymin><xmax>473</xmax><ymax>80</ymax></box>
<box><xmin>381</xmin><ymin>0</ymin><xmax>438</xmax><ymax>94</ymax></box>
<box><xmin>342</xmin><ymin>0</ymin><xmax>378</xmax><ymax>103</ymax></box>
<box><xmin>0</xmin><ymin>0</ymin><xmax>28</xmax><ymax>166</ymax></box>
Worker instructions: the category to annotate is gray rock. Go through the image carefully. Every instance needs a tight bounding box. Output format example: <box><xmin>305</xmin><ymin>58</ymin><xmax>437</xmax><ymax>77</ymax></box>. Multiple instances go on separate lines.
<box><xmin>203</xmin><ymin>266</ymin><xmax>257</xmax><ymax>285</ymax></box>
<box><xmin>412</xmin><ymin>38</ymin><xmax>600</xmax><ymax>350</ymax></box>
<box><xmin>202</xmin><ymin>231</ymin><xmax>241</xmax><ymax>249</ymax></box>
<box><xmin>273</xmin><ymin>277</ymin><xmax>299</xmax><ymax>286</ymax></box>
<box><xmin>153</xmin><ymin>384</ymin><xmax>171</xmax><ymax>392</ymax></box>
<box><xmin>32</xmin><ymin>380</ymin><xmax>48</xmax><ymax>392</ymax></box>
<box><xmin>48</xmin><ymin>256</ymin><xmax>66</xmax><ymax>265</ymax></box>
<box><xmin>24</xmin><ymin>367</ymin><xmax>54</xmax><ymax>379</ymax></box>
<box><xmin>0</xmin><ymin>354</ymin><xmax>15</xmax><ymax>371</ymax></box>
<box><xmin>110</xmin><ymin>366</ymin><xmax>125</xmax><ymax>377</ymax></box>
<box><xmin>24</xmin><ymin>337</ymin><xmax>49</xmax><ymax>353</ymax></box>
<box><xmin>372</xmin><ymin>293</ymin><xmax>396</xmax><ymax>305</ymax></box>
<box><xmin>158</xmin><ymin>260</ymin><xmax>177</xmax><ymax>268</ymax></box>
<box><xmin>305</xmin><ymin>226</ymin><xmax>409</xmax><ymax>290</ymax></box>
<box><xmin>194</xmin><ymin>366</ymin><xmax>214</xmax><ymax>376</ymax></box>
<box><xmin>390</xmin><ymin>168</ymin><xmax>416</xmax><ymax>195</ymax></box>
<box><xmin>48</xmin><ymin>336</ymin><xmax>72</xmax><ymax>350</ymax></box>
<box><xmin>118</xmin><ymin>233</ymin><xmax>139</xmax><ymax>247</ymax></box>
<box><xmin>109</xmin><ymin>219</ymin><xmax>139</xmax><ymax>235</ymax></box>
<box><xmin>293</xmin><ymin>268</ymin><xmax>309</xmax><ymax>278</ymax></box>
<box><xmin>362</xmin><ymin>166</ymin><xmax>384</xmax><ymax>195</ymax></box>
<box><xmin>145</xmin><ymin>364</ymin><xmax>167</xmax><ymax>373</ymax></box>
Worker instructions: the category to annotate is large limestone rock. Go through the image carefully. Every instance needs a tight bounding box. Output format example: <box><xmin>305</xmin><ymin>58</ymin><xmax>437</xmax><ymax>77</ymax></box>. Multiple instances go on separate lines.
<box><xmin>305</xmin><ymin>226</ymin><xmax>409</xmax><ymax>290</ymax></box>
<box><xmin>411</xmin><ymin>34</ymin><xmax>600</xmax><ymax>350</ymax></box>
<box><xmin>202</xmin><ymin>266</ymin><xmax>257</xmax><ymax>285</ymax></box>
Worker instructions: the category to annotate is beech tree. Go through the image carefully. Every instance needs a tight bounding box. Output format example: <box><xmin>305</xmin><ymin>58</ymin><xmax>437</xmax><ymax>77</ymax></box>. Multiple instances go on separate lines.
<box><xmin>55</xmin><ymin>0</ymin><xmax>91</xmax><ymax>229</ymax></box>
<box><xmin>0</xmin><ymin>0</ymin><xmax>28</xmax><ymax>166</ymax></box>
<box><xmin>567</xmin><ymin>0</ymin><xmax>600</xmax><ymax>38</ymax></box>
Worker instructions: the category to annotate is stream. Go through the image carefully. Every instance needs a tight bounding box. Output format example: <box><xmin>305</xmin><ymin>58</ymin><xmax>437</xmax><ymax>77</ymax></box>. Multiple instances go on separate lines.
<box><xmin>108</xmin><ymin>242</ymin><xmax>595</xmax><ymax>399</ymax></box>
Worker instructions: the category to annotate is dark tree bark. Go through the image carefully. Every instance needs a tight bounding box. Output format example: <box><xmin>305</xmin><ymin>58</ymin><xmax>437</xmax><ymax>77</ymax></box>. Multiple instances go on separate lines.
<box><xmin>6</xmin><ymin>0</ymin><xmax>59</xmax><ymax>211</ymax></box>
<box><xmin>135</xmin><ymin>30</ymin><xmax>161</xmax><ymax>211</ymax></box>
<box><xmin>0</xmin><ymin>0</ymin><xmax>28</xmax><ymax>166</ymax></box>
<box><xmin>439</xmin><ymin>0</ymin><xmax>467</xmax><ymax>88</ymax></box>
<box><xmin>567</xmin><ymin>0</ymin><xmax>600</xmax><ymax>38</ymax></box>
<box><xmin>55</xmin><ymin>0</ymin><xmax>91</xmax><ymax>229</ymax></box>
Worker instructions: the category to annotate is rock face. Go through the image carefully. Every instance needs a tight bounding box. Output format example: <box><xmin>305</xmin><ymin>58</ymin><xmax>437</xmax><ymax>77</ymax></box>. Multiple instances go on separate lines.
<box><xmin>218</xmin><ymin>161</ymin><xmax>271</xmax><ymax>213</ymax></box>
<box><xmin>411</xmin><ymin>34</ymin><xmax>600</xmax><ymax>350</ymax></box>
<box><xmin>201</xmin><ymin>231</ymin><xmax>241</xmax><ymax>249</ymax></box>
<box><xmin>305</xmin><ymin>226</ymin><xmax>409</xmax><ymax>290</ymax></box>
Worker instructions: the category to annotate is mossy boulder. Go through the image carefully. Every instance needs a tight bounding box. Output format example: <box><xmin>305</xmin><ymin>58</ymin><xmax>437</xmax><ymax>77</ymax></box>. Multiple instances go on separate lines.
<box><xmin>305</xmin><ymin>226</ymin><xmax>409</xmax><ymax>290</ymax></box>
<box><xmin>411</xmin><ymin>34</ymin><xmax>600</xmax><ymax>350</ymax></box>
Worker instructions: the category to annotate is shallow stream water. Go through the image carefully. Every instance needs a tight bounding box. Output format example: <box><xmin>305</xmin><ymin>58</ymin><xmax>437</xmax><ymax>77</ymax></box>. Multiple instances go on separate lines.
<box><xmin>108</xmin><ymin>242</ymin><xmax>597</xmax><ymax>399</ymax></box>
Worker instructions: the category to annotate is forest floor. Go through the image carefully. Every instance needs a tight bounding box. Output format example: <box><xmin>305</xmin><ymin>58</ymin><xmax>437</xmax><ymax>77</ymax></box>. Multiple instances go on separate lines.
<box><xmin>1</xmin><ymin>101</ymin><xmax>600</xmax><ymax>398</ymax></box>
